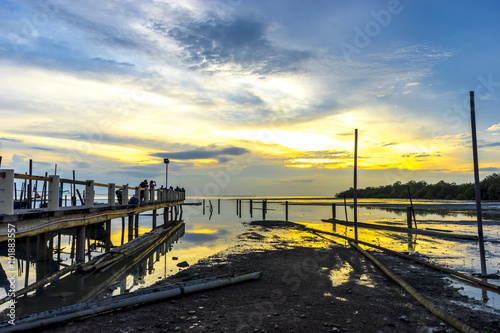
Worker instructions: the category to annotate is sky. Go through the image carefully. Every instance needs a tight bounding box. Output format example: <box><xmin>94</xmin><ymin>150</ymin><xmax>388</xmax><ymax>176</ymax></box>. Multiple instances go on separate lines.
<box><xmin>0</xmin><ymin>0</ymin><xmax>499</xmax><ymax>197</ymax></box>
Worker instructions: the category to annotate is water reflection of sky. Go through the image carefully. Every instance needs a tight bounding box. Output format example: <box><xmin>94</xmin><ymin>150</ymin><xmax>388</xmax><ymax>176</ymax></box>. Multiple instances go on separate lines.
<box><xmin>1</xmin><ymin>198</ymin><xmax>499</xmax><ymax>317</ymax></box>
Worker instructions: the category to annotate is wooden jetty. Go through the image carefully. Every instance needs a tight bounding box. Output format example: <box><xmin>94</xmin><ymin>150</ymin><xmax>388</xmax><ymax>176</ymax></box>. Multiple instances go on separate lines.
<box><xmin>0</xmin><ymin>169</ymin><xmax>185</xmax><ymax>262</ymax></box>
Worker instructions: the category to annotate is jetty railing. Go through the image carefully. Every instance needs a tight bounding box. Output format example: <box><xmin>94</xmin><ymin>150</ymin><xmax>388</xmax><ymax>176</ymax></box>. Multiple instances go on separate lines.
<box><xmin>0</xmin><ymin>169</ymin><xmax>185</xmax><ymax>215</ymax></box>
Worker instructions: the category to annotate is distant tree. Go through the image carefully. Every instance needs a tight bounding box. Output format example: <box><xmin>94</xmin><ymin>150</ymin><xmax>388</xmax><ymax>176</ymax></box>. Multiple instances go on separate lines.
<box><xmin>335</xmin><ymin>174</ymin><xmax>500</xmax><ymax>200</ymax></box>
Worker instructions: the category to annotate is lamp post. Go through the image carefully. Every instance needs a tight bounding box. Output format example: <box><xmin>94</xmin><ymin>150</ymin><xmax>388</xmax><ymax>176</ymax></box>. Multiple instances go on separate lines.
<box><xmin>164</xmin><ymin>158</ymin><xmax>169</xmax><ymax>189</ymax></box>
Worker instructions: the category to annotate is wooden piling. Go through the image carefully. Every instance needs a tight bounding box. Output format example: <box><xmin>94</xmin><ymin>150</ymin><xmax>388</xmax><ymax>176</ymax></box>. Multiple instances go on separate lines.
<box><xmin>249</xmin><ymin>199</ymin><xmax>253</xmax><ymax>218</ymax></box>
<box><xmin>470</xmin><ymin>91</ymin><xmax>488</xmax><ymax>276</ymax></box>
<box><xmin>105</xmin><ymin>220</ymin><xmax>111</xmax><ymax>252</ymax></box>
<box><xmin>332</xmin><ymin>203</ymin><xmax>336</xmax><ymax>220</ymax></box>
<box><xmin>354</xmin><ymin>129</ymin><xmax>358</xmax><ymax>240</ymax></box>
<box><xmin>285</xmin><ymin>201</ymin><xmax>288</xmax><ymax>221</ymax></box>
<box><xmin>262</xmin><ymin>200</ymin><xmax>266</xmax><ymax>220</ymax></box>
<box><xmin>239</xmin><ymin>199</ymin><xmax>242</xmax><ymax>218</ymax></box>
<box><xmin>134</xmin><ymin>214</ymin><xmax>139</xmax><ymax>238</ymax></box>
<box><xmin>152</xmin><ymin>209</ymin><xmax>157</xmax><ymax>229</ymax></box>
<box><xmin>28</xmin><ymin>159</ymin><xmax>32</xmax><ymax>209</ymax></box>
<box><xmin>236</xmin><ymin>199</ymin><xmax>239</xmax><ymax>215</ymax></box>
<box><xmin>406</xmin><ymin>207</ymin><xmax>413</xmax><ymax>229</ymax></box>
<box><xmin>57</xmin><ymin>232</ymin><xmax>61</xmax><ymax>262</ymax></box>
<box><xmin>128</xmin><ymin>215</ymin><xmax>133</xmax><ymax>241</ymax></box>
<box><xmin>76</xmin><ymin>226</ymin><xmax>85</xmax><ymax>263</ymax></box>
<box><xmin>203</xmin><ymin>199</ymin><xmax>205</xmax><ymax>215</ymax></box>
<box><xmin>121</xmin><ymin>217</ymin><xmax>125</xmax><ymax>245</ymax></box>
<box><xmin>218</xmin><ymin>199</ymin><xmax>220</xmax><ymax>214</ymax></box>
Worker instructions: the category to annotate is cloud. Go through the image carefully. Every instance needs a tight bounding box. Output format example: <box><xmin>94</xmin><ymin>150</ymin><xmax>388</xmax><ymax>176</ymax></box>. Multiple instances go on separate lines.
<box><xmin>151</xmin><ymin>146</ymin><xmax>250</xmax><ymax>162</ymax></box>
<box><xmin>480</xmin><ymin>167</ymin><xmax>500</xmax><ymax>172</ymax></box>
<box><xmin>154</xmin><ymin>16</ymin><xmax>312</xmax><ymax>75</ymax></box>
<box><xmin>0</xmin><ymin>137</ymin><xmax>22</xmax><ymax>143</ymax></box>
<box><xmin>487</xmin><ymin>123</ymin><xmax>500</xmax><ymax>132</ymax></box>
<box><xmin>478</xmin><ymin>141</ymin><xmax>500</xmax><ymax>148</ymax></box>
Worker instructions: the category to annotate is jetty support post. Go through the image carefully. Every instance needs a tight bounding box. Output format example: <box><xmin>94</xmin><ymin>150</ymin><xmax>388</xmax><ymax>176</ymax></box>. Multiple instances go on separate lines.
<box><xmin>470</xmin><ymin>91</ymin><xmax>488</xmax><ymax>276</ymax></box>
<box><xmin>85</xmin><ymin>180</ymin><xmax>95</xmax><ymax>208</ymax></box>
<box><xmin>122</xmin><ymin>185</ymin><xmax>129</xmax><ymax>206</ymax></box>
<box><xmin>128</xmin><ymin>215</ymin><xmax>133</xmax><ymax>240</ymax></box>
<box><xmin>332</xmin><ymin>203</ymin><xmax>336</xmax><ymax>220</ymax></box>
<box><xmin>179</xmin><ymin>205</ymin><xmax>183</xmax><ymax>220</ymax></box>
<box><xmin>48</xmin><ymin>175</ymin><xmax>60</xmax><ymax>211</ymax></box>
<box><xmin>285</xmin><ymin>201</ymin><xmax>288</xmax><ymax>221</ymax></box>
<box><xmin>76</xmin><ymin>226</ymin><xmax>86</xmax><ymax>263</ymax></box>
<box><xmin>218</xmin><ymin>199</ymin><xmax>220</xmax><ymax>214</ymax></box>
<box><xmin>134</xmin><ymin>214</ymin><xmax>139</xmax><ymax>238</ymax></box>
<box><xmin>150</xmin><ymin>187</ymin><xmax>155</xmax><ymax>202</ymax></box>
<box><xmin>108</xmin><ymin>183</ymin><xmax>115</xmax><ymax>207</ymax></box>
<box><xmin>105</xmin><ymin>220</ymin><xmax>112</xmax><ymax>252</ymax></box>
<box><xmin>406</xmin><ymin>207</ymin><xmax>413</xmax><ymax>229</ymax></box>
<box><xmin>0</xmin><ymin>169</ymin><xmax>14</xmax><ymax>215</ymax></box>
<box><xmin>152</xmin><ymin>209</ymin><xmax>157</xmax><ymax>229</ymax></box>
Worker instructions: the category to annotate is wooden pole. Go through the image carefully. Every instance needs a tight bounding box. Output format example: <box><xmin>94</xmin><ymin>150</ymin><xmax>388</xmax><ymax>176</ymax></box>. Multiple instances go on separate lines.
<box><xmin>406</xmin><ymin>207</ymin><xmax>413</xmax><ymax>229</ymax></box>
<box><xmin>285</xmin><ymin>201</ymin><xmax>288</xmax><ymax>221</ymax></box>
<box><xmin>218</xmin><ymin>199</ymin><xmax>220</xmax><ymax>214</ymax></box>
<box><xmin>121</xmin><ymin>217</ymin><xmax>125</xmax><ymax>245</ymax></box>
<box><xmin>354</xmin><ymin>129</ymin><xmax>358</xmax><ymax>240</ymax></box>
<box><xmin>262</xmin><ymin>200</ymin><xmax>266</xmax><ymax>220</ymax></box>
<box><xmin>250</xmin><ymin>199</ymin><xmax>253</xmax><ymax>218</ymax></box>
<box><xmin>28</xmin><ymin>159</ymin><xmax>32</xmax><ymax>209</ymax></box>
<box><xmin>239</xmin><ymin>199</ymin><xmax>242</xmax><ymax>218</ymax></box>
<box><xmin>407</xmin><ymin>187</ymin><xmax>417</xmax><ymax>228</ymax></box>
<box><xmin>332</xmin><ymin>203</ymin><xmax>336</xmax><ymax>220</ymax></box>
<box><xmin>203</xmin><ymin>199</ymin><xmax>205</xmax><ymax>215</ymax></box>
<box><xmin>470</xmin><ymin>91</ymin><xmax>487</xmax><ymax>277</ymax></box>
<box><xmin>236</xmin><ymin>199</ymin><xmax>239</xmax><ymax>215</ymax></box>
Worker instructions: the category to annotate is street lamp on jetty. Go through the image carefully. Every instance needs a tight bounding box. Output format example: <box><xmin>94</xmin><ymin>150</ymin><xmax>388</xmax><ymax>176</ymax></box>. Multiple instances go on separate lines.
<box><xmin>164</xmin><ymin>158</ymin><xmax>169</xmax><ymax>189</ymax></box>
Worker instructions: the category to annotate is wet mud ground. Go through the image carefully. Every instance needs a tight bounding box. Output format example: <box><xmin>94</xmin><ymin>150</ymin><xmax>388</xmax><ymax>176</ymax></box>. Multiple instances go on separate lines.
<box><xmin>40</xmin><ymin>220</ymin><xmax>499</xmax><ymax>333</ymax></box>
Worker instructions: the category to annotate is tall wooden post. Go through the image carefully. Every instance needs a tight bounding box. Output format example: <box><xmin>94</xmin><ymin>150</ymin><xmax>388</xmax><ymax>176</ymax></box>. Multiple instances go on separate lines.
<box><xmin>105</xmin><ymin>219</ymin><xmax>111</xmax><ymax>252</ymax></box>
<box><xmin>250</xmin><ymin>199</ymin><xmax>253</xmax><ymax>218</ymax></box>
<box><xmin>262</xmin><ymin>200</ymin><xmax>266</xmax><ymax>220</ymax></box>
<box><xmin>332</xmin><ymin>203</ymin><xmax>336</xmax><ymax>220</ymax></box>
<box><xmin>134</xmin><ymin>214</ymin><xmax>139</xmax><ymax>238</ymax></box>
<box><xmin>128</xmin><ymin>215</ymin><xmax>133</xmax><ymax>241</ymax></box>
<box><xmin>239</xmin><ymin>199</ymin><xmax>242</xmax><ymax>218</ymax></box>
<box><xmin>203</xmin><ymin>199</ymin><xmax>205</xmax><ymax>215</ymax></box>
<box><xmin>406</xmin><ymin>207</ymin><xmax>413</xmax><ymax>229</ymax></box>
<box><xmin>152</xmin><ymin>209</ymin><xmax>157</xmax><ymax>229</ymax></box>
<box><xmin>285</xmin><ymin>201</ymin><xmax>288</xmax><ymax>221</ymax></box>
<box><xmin>354</xmin><ymin>129</ymin><xmax>358</xmax><ymax>241</ymax></box>
<box><xmin>218</xmin><ymin>199</ymin><xmax>220</xmax><ymax>214</ymax></box>
<box><xmin>470</xmin><ymin>91</ymin><xmax>487</xmax><ymax>276</ymax></box>
<box><xmin>76</xmin><ymin>226</ymin><xmax>85</xmax><ymax>263</ymax></box>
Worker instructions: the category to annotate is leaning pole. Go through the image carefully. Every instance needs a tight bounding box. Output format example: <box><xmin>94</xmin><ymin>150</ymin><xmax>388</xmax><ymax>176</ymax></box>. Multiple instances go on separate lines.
<box><xmin>469</xmin><ymin>91</ymin><xmax>487</xmax><ymax>277</ymax></box>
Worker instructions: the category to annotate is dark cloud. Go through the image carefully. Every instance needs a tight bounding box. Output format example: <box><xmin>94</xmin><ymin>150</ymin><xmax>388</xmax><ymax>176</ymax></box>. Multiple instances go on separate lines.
<box><xmin>0</xmin><ymin>137</ymin><xmax>22</xmax><ymax>143</ymax></box>
<box><xmin>153</xmin><ymin>17</ymin><xmax>312</xmax><ymax>75</ymax></box>
<box><xmin>479</xmin><ymin>141</ymin><xmax>500</xmax><ymax>148</ymax></box>
<box><xmin>31</xmin><ymin>147</ymin><xmax>55</xmax><ymax>151</ymax></box>
<box><xmin>151</xmin><ymin>147</ymin><xmax>250</xmax><ymax>162</ymax></box>
<box><xmin>91</xmin><ymin>57</ymin><xmax>134</xmax><ymax>67</ymax></box>
<box><xmin>480</xmin><ymin>167</ymin><xmax>500</xmax><ymax>172</ymax></box>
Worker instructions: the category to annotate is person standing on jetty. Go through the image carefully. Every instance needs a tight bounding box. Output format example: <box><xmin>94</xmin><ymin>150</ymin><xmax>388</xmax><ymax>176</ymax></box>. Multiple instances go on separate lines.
<box><xmin>149</xmin><ymin>180</ymin><xmax>156</xmax><ymax>198</ymax></box>
<box><xmin>139</xmin><ymin>179</ymin><xmax>148</xmax><ymax>202</ymax></box>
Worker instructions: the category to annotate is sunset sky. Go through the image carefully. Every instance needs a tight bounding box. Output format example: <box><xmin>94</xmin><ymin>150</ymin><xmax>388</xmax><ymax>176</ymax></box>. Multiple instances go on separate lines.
<box><xmin>1</xmin><ymin>0</ymin><xmax>499</xmax><ymax>196</ymax></box>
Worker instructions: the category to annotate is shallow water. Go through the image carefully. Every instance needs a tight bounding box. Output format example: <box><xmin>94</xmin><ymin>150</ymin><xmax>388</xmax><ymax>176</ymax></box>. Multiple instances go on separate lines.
<box><xmin>0</xmin><ymin>197</ymin><xmax>499</xmax><ymax>318</ymax></box>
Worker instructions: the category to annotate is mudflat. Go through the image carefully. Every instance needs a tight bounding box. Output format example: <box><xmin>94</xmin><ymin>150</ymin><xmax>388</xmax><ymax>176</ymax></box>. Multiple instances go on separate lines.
<box><xmin>42</xmin><ymin>220</ymin><xmax>499</xmax><ymax>333</ymax></box>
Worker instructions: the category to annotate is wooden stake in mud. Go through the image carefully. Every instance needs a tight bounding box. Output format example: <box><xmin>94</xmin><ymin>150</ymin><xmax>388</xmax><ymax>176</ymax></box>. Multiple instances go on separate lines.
<box><xmin>470</xmin><ymin>91</ymin><xmax>487</xmax><ymax>277</ymax></box>
<box><xmin>203</xmin><ymin>199</ymin><xmax>205</xmax><ymax>215</ymax></box>
<box><xmin>407</xmin><ymin>187</ymin><xmax>417</xmax><ymax>228</ymax></box>
<box><xmin>218</xmin><ymin>199</ymin><xmax>220</xmax><ymax>214</ymax></box>
<box><xmin>262</xmin><ymin>200</ymin><xmax>266</xmax><ymax>220</ymax></box>
<box><xmin>353</xmin><ymin>129</ymin><xmax>358</xmax><ymax>240</ymax></box>
<box><xmin>236</xmin><ymin>199</ymin><xmax>239</xmax><ymax>215</ymax></box>
<box><xmin>344</xmin><ymin>194</ymin><xmax>348</xmax><ymax>222</ymax></box>
<box><xmin>250</xmin><ymin>199</ymin><xmax>253</xmax><ymax>218</ymax></box>
<box><xmin>285</xmin><ymin>201</ymin><xmax>288</xmax><ymax>221</ymax></box>
<box><xmin>332</xmin><ymin>203</ymin><xmax>336</xmax><ymax>220</ymax></box>
<box><xmin>239</xmin><ymin>199</ymin><xmax>242</xmax><ymax>218</ymax></box>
